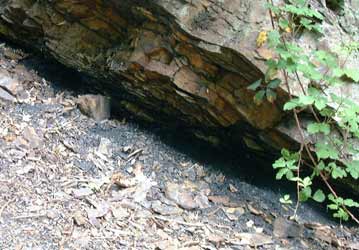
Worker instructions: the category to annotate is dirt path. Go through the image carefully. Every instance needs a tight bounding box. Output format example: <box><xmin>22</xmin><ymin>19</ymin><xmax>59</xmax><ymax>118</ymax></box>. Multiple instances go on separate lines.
<box><xmin>0</xmin><ymin>42</ymin><xmax>358</xmax><ymax>250</ymax></box>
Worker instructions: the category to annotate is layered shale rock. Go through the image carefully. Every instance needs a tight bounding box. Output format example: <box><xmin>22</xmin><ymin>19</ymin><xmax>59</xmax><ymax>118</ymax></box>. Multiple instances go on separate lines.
<box><xmin>0</xmin><ymin>0</ymin><xmax>358</xmax><ymax>191</ymax></box>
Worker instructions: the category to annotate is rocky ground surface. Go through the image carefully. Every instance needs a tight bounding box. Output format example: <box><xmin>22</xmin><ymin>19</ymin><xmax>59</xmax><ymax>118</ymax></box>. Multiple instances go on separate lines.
<box><xmin>0</xmin><ymin>41</ymin><xmax>358</xmax><ymax>250</ymax></box>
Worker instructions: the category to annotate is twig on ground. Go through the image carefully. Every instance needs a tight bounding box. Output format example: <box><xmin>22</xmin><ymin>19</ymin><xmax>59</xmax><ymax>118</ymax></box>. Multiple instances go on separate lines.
<box><xmin>0</xmin><ymin>198</ymin><xmax>15</xmax><ymax>220</ymax></box>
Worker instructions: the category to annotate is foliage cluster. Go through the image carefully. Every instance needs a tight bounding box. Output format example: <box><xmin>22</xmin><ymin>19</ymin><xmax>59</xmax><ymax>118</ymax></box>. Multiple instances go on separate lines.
<box><xmin>250</xmin><ymin>0</ymin><xmax>359</xmax><ymax>223</ymax></box>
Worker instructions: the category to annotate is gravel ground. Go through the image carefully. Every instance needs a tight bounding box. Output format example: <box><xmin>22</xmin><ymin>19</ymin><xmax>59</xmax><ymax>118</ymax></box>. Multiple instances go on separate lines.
<box><xmin>0</xmin><ymin>42</ymin><xmax>358</xmax><ymax>250</ymax></box>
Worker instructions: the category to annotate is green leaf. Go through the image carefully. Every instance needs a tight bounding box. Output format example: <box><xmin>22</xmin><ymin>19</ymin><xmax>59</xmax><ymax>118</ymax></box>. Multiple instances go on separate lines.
<box><xmin>316</xmin><ymin>161</ymin><xmax>325</xmax><ymax>171</ymax></box>
<box><xmin>328</xmin><ymin>204</ymin><xmax>338</xmax><ymax>210</ymax></box>
<box><xmin>279</xmin><ymin>18</ymin><xmax>290</xmax><ymax>30</ymax></box>
<box><xmin>344</xmin><ymin>199</ymin><xmax>359</xmax><ymax>207</ymax></box>
<box><xmin>299</xmin><ymin>186</ymin><xmax>312</xmax><ymax>202</ymax></box>
<box><xmin>315</xmin><ymin>143</ymin><xmax>339</xmax><ymax>160</ymax></box>
<box><xmin>312</xmin><ymin>189</ymin><xmax>325</xmax><ymax>202</ymax></box>
<box><xmin>297</xmin><ymin>64</ymin><xmax>322</xmax><ymax>81</ymax></box>
<box><xmin>334</xmin><ymin>208</ymin><xmax>349</xmax><ymax>221</ymax></box>
<box><xmin>273</xmin><ymin>158</ymin><xmax>286</xmax><ymax>169</ymax></box>
<box><xmin>276</xmin><ymin>168</ymin><xmax>289</xmax><ymax>180</ymax></box>
<box><xmin>265</xmin><ymin>2</ymin><xmax>280</xmax><ymax>14</ymax></box>
<box><xmin>300</xmin><ymin>17</ymin><xmax>312</xmax><ymax>27</ymax></box>
<box><xmin>343</xmin><ymin>68</ymin><xmax>359</xmax><ymax>82</ymax></box>
<box><xmin>307</xmin><ymin>122</ymin><xmax>330</xmax><ymax>135</ymax></box>
<box><xmin>311</xmin><ymin>24</ymin><xmax>323</xmax><ymax>34</ymax></box>
<box><xmin>333</xmin><ymin>68</ymin><xmax>344</xmax><ymax>77</ymax></box>
<box><xmin>331</xmin><ymin>164</ymin><xmax>347</xmax><ymax>179</ymax></box>
<box><xmin>298</xmin><ymin>94</ymin><xmax>315</xmax><ymax>105</ymax></box>
<box><xmin>345</xmin><ymin>161</ymin><xmax>359</xmax><ymax>179</ymax></box>
<box><xmin>283</xmin><ymin>99</ymin><xmax>300</xmax><ymax>110</ymax></box>
<box><xmin>268</xmin><ymin>30</ymin><xmax>280</xmax><ymax>48</ymax></box>
<box><xmin>281</xmin><ymin>149</ymin><xmax>290</xmax><ymax>158</ymax></box>
<box><xmin>248</xmin><ymin>79</ymin><xmax>262</xmax><ymax>91</ymax></box>
<box><xmin>302</xmin><ymin>176</ymin><xmax>312</xmax><ymax>187</ymax></box>
<box><xmin>320</xmin><ymin>107</ymin><xmax>335</xmax><ymax>117</ymax></box>
<box><xmin>267</xmin><ymin>78</ymin><xmax>281</xmax><ymax>89</ymax></box>
<box><xmin>314</xmin><ymin>98</ymin><xmax>327</xmax><ymax>110</ymax></box>
<box><xmin>280</xmin><ymin>194</ymin><xmax>293</xmax><ymax>204</ymax></box>
<box><xmin>254</xmin><ymin>90</ymin><xmax>265</xmax><ymax>104</ymax></box>
<box><xmin>266</xmin><ymin>88</ymin><xmax>277</xmax><ymax>103</ymax></box>
<box><xmin>285</xmin><ymin>170</ymin><xmax>294</xmax><ymax>180</ymax></box>
<box><xmin>314</xmin><ymin>50</ymin><xmax>337</xmax><ymax>67</ymax></box>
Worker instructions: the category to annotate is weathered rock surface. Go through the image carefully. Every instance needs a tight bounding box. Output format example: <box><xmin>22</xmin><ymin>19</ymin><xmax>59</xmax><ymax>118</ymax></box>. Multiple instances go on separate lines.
<box><xmin>0</xmin><ymin>0</ymin><xmax>287</xmax><ymax>140</ymax></box>
<box><xmin>0</xmin><ymin>1</ymin><xmax>358</xmax><ymax>189</ymax></box>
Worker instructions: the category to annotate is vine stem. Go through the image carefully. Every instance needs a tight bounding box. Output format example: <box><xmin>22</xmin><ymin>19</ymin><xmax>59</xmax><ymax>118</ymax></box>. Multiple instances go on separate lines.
<box><xmin>266</xmin><ymin>0</ymin><xmax>359</xmax><ymax>224</ymax></box>
<box><xmin>293</xmin><ymin>144</ymin><xmax>304</xmax><ymax>218</ymax></box>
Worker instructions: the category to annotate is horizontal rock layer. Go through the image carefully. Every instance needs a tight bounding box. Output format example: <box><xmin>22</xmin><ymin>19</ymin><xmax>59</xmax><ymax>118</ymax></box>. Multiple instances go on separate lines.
<box><xmin>0</xmin><ymin>0</ymin><xmax>358</xmax><ymax>192</ymax></box>
<box><xmin>0</xmin><ymin>0</ymin><xmax>290</xmax><ymax>145</ymax></box>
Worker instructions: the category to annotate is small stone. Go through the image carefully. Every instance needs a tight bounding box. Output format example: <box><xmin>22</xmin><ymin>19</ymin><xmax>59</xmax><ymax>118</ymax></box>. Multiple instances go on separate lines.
<box><xmin>0</xmin><ymin>88</ymin><xmax>16</xmax><ymax>102</ymax></box>
<box><xmin>16</xmin><ymin>164</ymin><xmax>35</xmax><ymax>175</ymax></box>
<box><xmin>164</xmin><ymin>182</ymin><xmax>209</xmax><ymax>210</ymax></box>
<box><xmin>229</xmin><ymin>183</ymin><xmax>238</xmax><ymax>193</ymax></box>
<box><xmin>155</xmin><ymin>239</ymin><xmax>179</xmax><ymax>250</ymax></box>
<box><xmin>235</xmin><ymin>232</ymin><xmax>273</xmax><ymax>247</ymax></box>
<box><xmin>0</xmin><ymin>70</ymin><xmax>21</xmax><ymax>96</ymax></box>
<box><xmin>73</xmin><ymin>210</ymin><xmax>87</xmax><ymax>226</ymax></box>
<box><xmin>22</xmin><ymin>126</ymin><xmax>42</xmax><ymax>148</ymax></box>
<box><xmin>273</xmin><ymin>217</ymin><xmax>303</xmax><ymax>238</ymax></box>
<box><xmin>98</xmin><ymin>137</ymin><xmax>112</xmax><ymax>156</ymax></box>
<box><xmin>223</xmin><ymin>207</ymin><xmax>245</xmax><ymax>221</ymax></box>
<box><xmin>208</xmin><ymin>195</ymin><xmax>240</xmax><ymax>207</ymax></box>
<box><xmin>77</xmin><ymin>94</ymin><xmax>110</xmax><ymax>121</ymax></box>
<box><xmin>46</xmin><ymin>209</ymin><xmax>58</xmax><ymax>219</ymax></box>
<box><xmin>347</xmin><ymin>242</ymin><xmax>359</xmax><ymax>250</ymax></box>
<box><xmin>208</xmin><ymin>233</ymin><xmax>225</xmax><ymax>244</ymax></box>
<box><xmin>111</xmin><ymin>206</ymin><xmax>129</xmax><ymax>219</ymax></box>
<box><xmin>151</xmin><ymin>200</ymin><xmax>183</xmax><ymax>216</ymax></box>
<box><xmin>247</xmin><ymin>204</ymin><xmax>263</xmax><ymax>216</ymax></box>
<box><xmin>246</xmin><ymin>220</ymin><xmax>254</xmax><ymax>228</ymax></box>
<box><xmin>111</xmin><ymin>173</ymin><xmax>137</xmax><ymax>188</ymax></box>
<box><xmin>73</xmin><ymin>187</ymin><xmax>93</xmax><ymax>198</ymax></box>
<box><xmin>87</xmin><ymin>201</ymin><xmax>110</xmax><ymax>220</ymax></box>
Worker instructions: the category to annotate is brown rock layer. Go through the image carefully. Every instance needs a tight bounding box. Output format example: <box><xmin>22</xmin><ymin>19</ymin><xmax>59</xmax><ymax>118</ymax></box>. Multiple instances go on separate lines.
<box><xmin>0</xmin><ymin>0</ymin><xmax>287</xmax><ymax>138</ymax></box>
<box><xmin>0</xmin><ymin>0</ymin><xmax>358</xmax><ymax>197</ymax></box>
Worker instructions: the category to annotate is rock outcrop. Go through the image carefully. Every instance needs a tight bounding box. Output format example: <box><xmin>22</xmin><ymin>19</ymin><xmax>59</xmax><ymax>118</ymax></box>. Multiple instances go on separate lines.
<box><xmin>0</xmin><ymin>1</ymin><xmax>358</xmax><ymax>190</ymax></box>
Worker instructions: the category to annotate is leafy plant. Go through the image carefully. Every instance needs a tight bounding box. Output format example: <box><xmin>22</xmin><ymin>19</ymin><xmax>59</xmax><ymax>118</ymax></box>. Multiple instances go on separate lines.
<box><xmin>249</xmin><ymin>0</ymin><xmax>359</xmax><ymax>223</ymax></box>
<box><xmin>280</xmin><ymin>194</ymin><xmax>293</xmax><ymax>204</ymax></box>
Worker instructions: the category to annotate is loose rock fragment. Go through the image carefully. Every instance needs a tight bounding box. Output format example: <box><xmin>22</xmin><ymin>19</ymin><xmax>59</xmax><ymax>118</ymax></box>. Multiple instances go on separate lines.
<box><xmin>111</xmin><ymin>173</ymin><xmax>138</xmax><ymax>188</ymax></box>
<box><xmin>0</xmin><ymin>88</ymin><xmax>16</xmax><ymax>102</ymax></box>
<box><xmin>305</xmin><ymin>223</ymin><xmax>342</xmax><ymax>247</ymax></box>
<box><xmin>164</xmin><ymin>182</ymin><xmax>210</xmax><ymax>210</ymax></box>
<box><xmin>73</xmin><ymin>187</ymin><xmax>94</xmax><ymax>198</ymax></box>
<box><xmin>73</xmin><ymin>211</ymin><xmax>87</xmax><ymax>226</ymax></box>
<box><xmin>151</xmin><ymin>200</ymin><xmax>183</xmax><ymax>216</ymax></box>
<box><xmin>233</xmin><ymin>232</ymin><xmax>273</xmax><ymax>247</ymax></box>
<box><xmin>77</xmin><ymin>94</ymin><xmax>110</xmax><ymax>121</ymax></box>
<box><xmin>0</xmin><ymin>70</ymin><xmax>21</xmax><ymax>96</ymax></box>
<box><xmin>273</xmin><ymin>217</ymin><xmax>303</xmax><ymax>238</ymax></box>
<box><xmin>22</xmin><ymin>126</ymin><xmax>42</xmax><ymax>148</ymax></box>
<box><xmin>208</xmin><ymin>232</ymin><xmax>226</xmax><ymax>244</ymax></box>
<box><xmin>223</xmin><ymin>207</ymin><xmax>245</xmax><ymax>221</ymax></box>
<box><xmin>208</xmin><ymin>195</ymin><xmax>241</xmax><ymax>207</ymax></box>
<box><xmin>348</xmin><ymin>242</ymin><xmax>359</xmax><ymax>250</ymax></box>
<box><xmin>97</xmin><ymin>137</ymin><xmax>112</xmax><ymax>157</ymax></box>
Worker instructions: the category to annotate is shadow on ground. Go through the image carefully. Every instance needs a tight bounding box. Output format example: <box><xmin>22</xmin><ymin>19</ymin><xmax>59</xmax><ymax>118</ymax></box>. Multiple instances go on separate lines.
<box><xmin>16</xmin><ymin>45</ymin><xmax>357</xmax><ymax>227</ymax></box>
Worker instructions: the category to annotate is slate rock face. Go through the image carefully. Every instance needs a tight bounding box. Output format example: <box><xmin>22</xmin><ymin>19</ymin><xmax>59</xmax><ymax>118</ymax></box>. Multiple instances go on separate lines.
<box><xmin>0</xmin><ymin>1</ymin><xmax>357</xmax><ymax>159</ymax></box>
